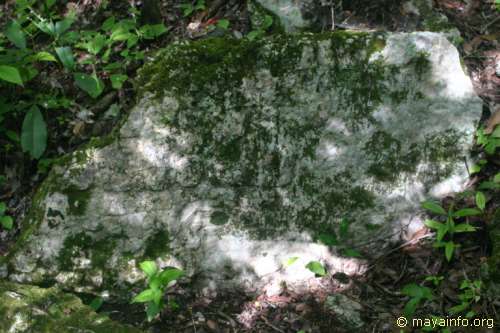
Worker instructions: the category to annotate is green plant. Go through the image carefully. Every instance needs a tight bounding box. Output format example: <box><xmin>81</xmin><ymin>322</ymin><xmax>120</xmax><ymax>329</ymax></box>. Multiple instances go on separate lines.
<box><xmin>0</xmin><ymin>202</ymin><xmax>13</xmax><ymax>230</ymax></box>
<box><xmin>132</xmin><ymin>260</ymin><xmax>184</xmax><ymax>322</ymax></box>
<box><xmin>422</xmin><ymin>200</ymin><xmax>478</xmax><ymax>261</ymax></box>
<box><xmin>449</xmin><ymin>279</ymin><xmax>482</xmax><ymax>317</ymax></box>
<box><xmin>476</xmin><ymin>125</ymin><xmax>500</xmax><ymax>155</ymax></box>
<box><xmin>424</xmin><ymin>275</ymin><xmax>444</xmax><ymax>287</ymax></box>
<box><xmin>305</xmin><ymin>261</ymin><xmax>327</xmax><ymax>276</ymax></box>
<box><xmin>401</xmin><ymin>283</ymin><xmax>434</xmax><ymax>317</ymax></box>
<box><xmin>317</xmin><ymin>218</ymin><xmax>363</xmax><ymax>258</ymax></box>
<box><xmin>247</xmin><ymin>15</ymin><xmax>273</xmax><ymax>40</ymax></box>
<box><xmin>179</xmin><ymin>0</ymin><xmax>206</xmax><ymax>17</ymax></box>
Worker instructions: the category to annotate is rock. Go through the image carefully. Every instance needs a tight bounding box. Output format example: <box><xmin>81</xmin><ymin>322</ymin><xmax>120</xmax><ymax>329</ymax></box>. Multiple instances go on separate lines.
<box><xmin>2</xmin><ymin>32</ymin><xmax>481</xmax><ymax>300</ymax></box>
<box><xmin>249</xmin><ymin>0</ymin><xmax>323</xmax><ymax>32</ymax></box>
<box><xmin>0</xmin><ymin>280</ymin><xmax>141</xmax><ymax>333</ymax></box>
<box><xmin>325</xmin><ymin>293</ymin><xmax>364</xmax><ymax>329</ymax></box>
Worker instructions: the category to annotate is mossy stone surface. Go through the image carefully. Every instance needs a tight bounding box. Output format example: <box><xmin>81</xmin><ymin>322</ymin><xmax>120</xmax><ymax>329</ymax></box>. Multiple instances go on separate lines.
<box><xmin>0</xmin><ymin>281</ymin><xmax>141</xmax><ymax>333</ymax></box>
<box><xmin>5</xmin><ymin>31</ymin><xmax>481</xmax><ymax>299</ymax></box>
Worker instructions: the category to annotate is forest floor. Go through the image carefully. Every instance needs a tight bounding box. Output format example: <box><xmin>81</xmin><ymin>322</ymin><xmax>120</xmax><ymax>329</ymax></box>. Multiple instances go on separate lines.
<box><xmin>1</xmin><ymin>0</ymin><xmax>499</xmax><ymax>332</ymax></box>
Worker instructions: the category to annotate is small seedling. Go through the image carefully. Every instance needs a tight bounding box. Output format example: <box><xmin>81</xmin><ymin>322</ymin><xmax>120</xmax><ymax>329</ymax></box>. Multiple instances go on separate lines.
<box><xmin>132</xmin><ymin>260</ymin><xmax>184</xmax><ymax>321</ymax></box>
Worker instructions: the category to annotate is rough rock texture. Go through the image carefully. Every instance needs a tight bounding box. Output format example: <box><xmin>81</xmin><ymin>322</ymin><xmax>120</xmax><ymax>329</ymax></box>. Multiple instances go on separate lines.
<box><xmin>2</xmin><ymin>31</ymin><xmax>481</xmax><ymax>300</ymax></box>
<box><xmin>252</xmin><ymin>0</ymin><xmax>457</xmax><ymax>34</ymax></box>
<box><xmin>325</xmin><ymin>294</ymin><xmax>364</xmax><ymax>329</ymax></box>
<box><xmin>0</xmin><ymin>281</ymin><xmax>141</xmax><ymax>332</ymax></box>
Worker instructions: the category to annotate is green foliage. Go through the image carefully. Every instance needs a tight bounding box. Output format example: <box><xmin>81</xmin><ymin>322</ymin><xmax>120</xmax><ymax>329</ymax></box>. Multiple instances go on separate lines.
<box><xmin>0</xmin><ymin>201</ymin><xmax>14</xmax><ymax>230</ymax></box>
<box><xmin>283</xmin><ymin>256</ymin><xmax>299</xmax><ymax>268</ymax></box>
<box><xmin>448</xmin><ymin>279</ymin><xmax>482</xmax><ymax>318</ymax></box>
<box><xmin>179</xmin><ymin>0</ymin><xmax>206</xmax><ymax>17</ymax></box>
<box><xmin>401</xmin><ymin>283</ymin><xmax>434</xmax><ymax>317</ymax></box>
<box><xmin>476</xmin><ymin>126</ymin><xmax>500</xmax><ymax>155</ymax></box>
<box><xmin>422</xmin><ymin>200</ymin><xmax>478</xmax><ymax>261</ymax></box>
<box><xmin>21</xmin><ymin>105</ymin><xmax>47</xmax><ymax>159</ymax></box>
<box><xmin>89</xmin><ymin>297</ymin><xmax>104</xmax><ymax>311</ymax></box>
<box><xmin>247</xmin><ymin>15</ymin><xmax>273</xmax><ymax>40</ymax></box>
<box><xmin>132</xmin><ymin>260</ymin><xmax>184</xmax><ymax>322</ymax></box>
<box><xmin>305</xmin><ymin>261</ymin><xmax>327</xmax><ymax>276</ymax></box>
<box><xmin>217</xmin><ymin>19</ymin><xmax>230</xmax><ymax>30</ymax></box>
<box><xmin>0</xmin><ymin>1</ymin><xmax>169</xmax><ymax>160</ymax></box>
<box><xmin>0</xmin><ymin>65</ymin><xmax>23</xmax><ymax>85</ymax></box>
<box><xmin>317</xmin><ymin>218</ymin><xmax>363</xmax><ymax>258</ymax></box>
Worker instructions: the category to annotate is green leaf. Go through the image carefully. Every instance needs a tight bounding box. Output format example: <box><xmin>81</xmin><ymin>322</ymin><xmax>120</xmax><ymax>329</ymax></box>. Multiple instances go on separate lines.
<box><xmin>110</xmin><ymin>74</ymin><xmax>128</xmax><ymax>89</ymax></box>
<box><xmin>139</xmin><ymin>24</ymin><xmax>169</xmax><ymax>39</ymax></box>
<box><xmin>139</xmin><ymin>260</ymin><xmax>158</xmax><ymax>278</ymax></box>
<box><xmin>449</xmin><ymin>302</ymin><xmax>469</xmax><ymax>314</ymax></box>
<box><xmin>55</xmin><ymin>47</ymin><xmax>75</xmax><ymax>70</ymax></box>
<box><xmin>453</xmin><ymin>223</ymin><xmax>476</xmax><ymax>233</ymax></box>
<box><xmin>494</xmin><ymin>173</ymin><xmax>500</xmax><ymax>183</ymax></box>
<box><xmin>403</xmin><ymin>297</ymin><xmax>420</xmax><ymax>317</ymax></box>
<box><xmin>475</xmin><ymin>191</ymin><xmax>486</xmax><ymax>211</ymax></box>
<box><xmin>5</xmin><ymin>20</ymin><xmax>26</xmax><ymax>49</ymax></box>
<box><xmin>402</xmin><ymin>283</ymin><xmax>433</xmax><ymax>300</ymax></box>
<box><xmin>216</xmin><ymin>19</ymin><xmax>230</xmax><ymax>30</ymax></box>
<box><xmin>1</xmin><ymin>216</ymin><xmax>13</xmax><ymax>230</ymax></box>
<box><xmin>33</xmin><ymin>51</ymin><xmax>57</xmax><ymax>62</ymax></box>
<box><xmin>158</xmin><ymin>268</ymin><xmax>184</xmax><ymax>285</ymax></box>
<box><xmin>444</xmin><ymin>241</ymin><xmax>455</xmax><ymax>261</ymax></box>
<box><xmin>21</xmin><ymin>106</ymin><xmax>47</xmax><ymax>159</ymax></box>
<box><xmin>422</xmin><ymin>200</ymin><xmax>446</xmax><ymax>215</ymax></box>
<box><xmin>469</xmin><ymin>164</ymin><xmax>481</xmax><ymax>174</ymax></box>
<box><xmin>0</xmin><ymin>65</ymin><xmax>23</xmax><ymax>85</ymax></box>
<box><xmin>453</xmin><ymin>208</ymin><xmax>481</xmax><ymax>217</ymax></box>
<box><xmin>262</xmin><ymin>15</ymin><xmax>273</xmax><ymax>30</ymax></box>
<box><xmin>247</xmin><ymin>30</ymin><xmax>261</xmax><ymax>41</ymax></box>
<box><xmin>305</xmin><ymin>261</ymin><xmax>326</xmax><ymax>276</ymax></box>
<box><xmin>89</xmin><ymin>297</ymin><xmax>103</xmax><ymax>311</ymax></box>
<box><xmin>424</xmin><ymin>219</ymin><xmax>443</xmax><ymax>230</ymax></box>
<box><xmin>478</xmin><ymin>181</ymin><xmax>500</xmax><ymax>190</ymax></box>
<box><xmin>54</xmin><ymin>11</ymin><xmax>76</xmax><ymax>37</ymax></box>
<box><xmin>131</xmin><ymin>288</ymin><xmax>161</xmax><ymax>303</ymax></box>
<box><xmin>283</xmin><ymin>256</ymin><xmax>299</xmax><ymax>268</ymax></box>
<box><xmin>0</xmin><ymin>202</ymin><xmax>6</xmax><ymax>216</ymax></box>
<box><xmin>101</xmin><ymin>16</ymin><xmax>116</xmax><ymax>31</ymax></box>
<box><xmin>146</xmin><ymin>301</ymin><xmax>160</xmax><ymax>322</ymax></box>
<box><xmin>74</xmin><ymin>72</ymin><xmax>104</xmax><ymax>98</ymax></box>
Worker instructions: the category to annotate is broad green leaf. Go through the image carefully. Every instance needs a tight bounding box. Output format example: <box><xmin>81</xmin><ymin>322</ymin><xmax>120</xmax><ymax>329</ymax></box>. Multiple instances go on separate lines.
<box><xmin>79</xmin><ymin>33</ymin><xmax>107</xmax><ymax>55</ymax></box>
<box><xmin>478</xmin><ymin>181</ymin><xmax>500</xmax><ymax>190</ymax></box>
<box><xmin>5</xmin><ymin>20</ymin><xmax>26</xmax><ymax>49</ymax></box>
<box><xmin>305</xmin><ymin>261</ymin><xmax>326</xmax><ymax>276</ymax></box>
<box><xmin>54</xmin><ymin>11</ymin><xmax>76</xmax><ymax>37</ymax></box>
<box><xmin>403</xmin><ymin>297</ymin><xmax>420</xmax><ymax>317</ymax></box>
<box><xmin>21</xmin><ymin>106</ymin><xmax>47</xmax><ymax>159</ymax></box>
<box><xmin>139</xmin><ymin>260</ymin><xmax>158</xmax><ymax>278</ymax></box>
<box><xmin>0</xmin><ymin>202</ymin><xmax>6</xmax><ymax>215</ymax></box>
<box><xmin>424</xmin><ymin>219</ymin><xmax>443</xmax><ymax>230</ymax></box>
<box><xmin>55</xmin><ymin>47</ymin><xmax>75</xmax><ymax>70</ymax></box>
<box><xmin>0</xmin><ymin>65</ymin><xmax>23</xmax><ymax>85</ymax></box>
<box><xmin>453</xmin><ymin>208</ymin><xmax>481</xmax><ymax>217</ymax></box>
<box><xmin>247</xmin><ymin>30</ymin><xmax>261</xmax><ymax>41</ymax></box>
<box><xmin>469</xmin><ymin>164</ymin><xmax>481</xmax><ymax>174</ymax></box>
<box><xmin>33</xmin><ymin>51</ymin><xmax>57</xmax><ymax>62</ymax></box>
<box><xmin>421</xmin><ymin>200</ymin><xmax>446</xmax><ymax>215</ymax></box>
<box><xmin>402</xmin><ymin>284</ymin><xmax>433</xmax><ymax>300</ymax></box>
<box><xmin>74</xmin><ymin>72</ymin><xmax>104</xmax><ymax>98</ymax></box>
<box><xmin>453</xmin><ymin>223</ymin><xmax>476</xmax><ymax>233</ymax></box>
<box><xmin>101</xmin><ymin>16</ymin><xmax>116</xmax><ymax>31</ymax></box>
<box><xmin>1</xmin><ymin>216</ymin><xmax>13</xmax><ymax>230</ymax></box>
<box><xmin>449</xmin><ymin>302</ymin><xmax>469</xmax><ymax>314</ymax></box>
<box><xmin>444</xmin><ymin>241</ymin><xmax>455</xmax><ymax>261</ymax></box>
<box><xmin>262</xmin><ymin>15</ymin><xmax>273</xmax><ymax>30</ymax></box>
<box><xmin>283</xmin><ymin>256</ymin><xmax>299</xmax><ymax>268</ymax></box>
<box><xmin>131</xmin><ymin>288</ymin><xmax>157</xmax><ymax>303</ymax></box>
<box><xmin>216</xmin><ymin>19</ymin><xmax>230</xmax><ymax>30</ymax></box>
<box><xmin>89</xmin><ymin>297</ymin><xmax>103</xmax><ymax>311</ymax></box>
<box><xmin>475</xmin><ymin>191</ymin><xmax>486</xmax><ymax>211</ymax></box>
<box><xmin>110</xmin><ymin>74</ymin><xmax>127</xmax><ymax>89</ymax></box>
<box><xmin>159</xmin><ymin>268</ymin><xmax>184</xmax><ymax>285</ymax></box>
<box><xmin>45</xmin><ymin>0</ymin><xmax>56</xmax><ymax>8</ymax></box>
<box><xmin>139</xmin><ymin>24</ymin><xmax>168</xmax><ymax>39</ymax></box>
<box><xmin>146</xmin><ymin>301</ymin><xmax>160</xmax><ymax>322</ymax></box>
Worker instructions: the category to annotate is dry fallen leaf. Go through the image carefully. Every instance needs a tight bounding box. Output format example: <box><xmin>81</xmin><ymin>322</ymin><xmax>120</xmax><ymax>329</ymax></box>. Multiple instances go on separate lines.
<box><xmin>485</xmin><ymin>106</ymin><xmax>500</xmax><ymax>134</ymax></box>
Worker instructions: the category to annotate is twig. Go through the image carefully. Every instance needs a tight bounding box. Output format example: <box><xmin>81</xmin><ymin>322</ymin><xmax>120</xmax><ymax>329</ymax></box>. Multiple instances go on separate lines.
<box><xmin>260</xmin><ymin>315</ymin><xmax>285</xmax><ymax>333</ymax></box>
